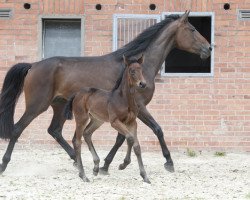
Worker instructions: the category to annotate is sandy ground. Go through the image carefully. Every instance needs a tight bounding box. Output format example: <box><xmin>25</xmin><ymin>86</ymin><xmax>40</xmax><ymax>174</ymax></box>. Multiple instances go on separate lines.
<box><xmin>0</xmin><ymin>148</ymin><xmax>249</xmax><ymax>200</ymax></box>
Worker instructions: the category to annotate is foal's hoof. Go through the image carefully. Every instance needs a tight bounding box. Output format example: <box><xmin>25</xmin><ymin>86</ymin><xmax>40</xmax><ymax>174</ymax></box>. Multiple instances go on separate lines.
<box><xmin>79</xmin><ymin>175</ymin><xmax>90</xmax><ymax>182</ymax></box>
<box><xmin>99</xmin><ymin>167</ymin><xmax>110</xmax><ymax>175</ymax></box>
<box><xmin>118</xmin><ymin>163</ymin><xmax>126</xmax><ymax>170</ymax></box>
<box><xmin>143</xmin><ymin>178</ymin><xmax>151</xmax><ymax>184</ymax></box>
<box><xmin>164</xmin><ymin>162</ymin><xmax>175</xmax><ymax>173</ymax></box>
<box><xmin>82</xmin><ymin>177</ymin><xmax>90</xmax><ymax>182</ymax></box>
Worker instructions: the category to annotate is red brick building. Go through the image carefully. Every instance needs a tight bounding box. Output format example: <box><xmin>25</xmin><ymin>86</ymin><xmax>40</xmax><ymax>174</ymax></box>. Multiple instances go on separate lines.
<box><xmin>0</xmin><ymin>0</ymin><xmax>249</xmax><ymax>152</ymax></box>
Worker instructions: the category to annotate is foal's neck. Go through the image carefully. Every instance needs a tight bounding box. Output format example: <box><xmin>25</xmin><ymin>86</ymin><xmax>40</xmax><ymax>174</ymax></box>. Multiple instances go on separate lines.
<box><xmin>116</xmin><ymin>68</ymin><xmax>138</xmax><ymax>114</ymax></box>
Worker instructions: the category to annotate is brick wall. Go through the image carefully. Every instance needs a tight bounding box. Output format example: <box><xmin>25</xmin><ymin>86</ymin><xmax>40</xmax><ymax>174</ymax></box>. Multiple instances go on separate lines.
<box><xmin>0</xmin><ymin>0</ymin><xmax>250</xmax><ymax>152</ymax></box>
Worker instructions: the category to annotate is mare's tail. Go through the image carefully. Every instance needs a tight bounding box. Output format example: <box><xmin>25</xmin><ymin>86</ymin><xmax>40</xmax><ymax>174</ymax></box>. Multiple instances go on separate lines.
<box><xmin>0</xmin><ymin>63</ymin><xmax>32</xmax><ymax>139</ymax></box>
<box><xmin>64</xmin><ymin>95</ymin><xmax>75</xmax><ymax>120</ymax></box>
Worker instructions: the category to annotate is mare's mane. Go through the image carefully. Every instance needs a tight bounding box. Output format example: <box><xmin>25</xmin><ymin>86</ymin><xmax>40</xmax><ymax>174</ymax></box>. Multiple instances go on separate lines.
<box><xmin>111</xmin><ymin>15</ymin><xmax>180</xmax><ymax>61</ymax></box>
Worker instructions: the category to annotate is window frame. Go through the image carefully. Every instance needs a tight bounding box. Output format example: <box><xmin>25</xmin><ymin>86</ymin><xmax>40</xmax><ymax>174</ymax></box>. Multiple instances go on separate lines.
<box><xmin>161</xmin><ymin>12</ymin><xmax>215</xmax><ymax>77</ymax></box>
<box><xmin>112</xmin><ymin>14</ymin><xmax>161</xmax><ymax>52</ymax></box>
<box><xmin>38</xmin><ymin>15</ymin><xmax>85</xmax><ymax>60</ymax></box>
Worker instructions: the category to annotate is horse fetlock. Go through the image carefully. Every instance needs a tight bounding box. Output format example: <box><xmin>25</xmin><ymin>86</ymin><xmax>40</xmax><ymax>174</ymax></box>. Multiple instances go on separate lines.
<box><xmin>2</xmin><ymin>156</ymin><xmax>10</xmax><ymax>164</ymax></box>
<box><xmin>93</xmin><ymin>167</ymin><xmax>99</xmax><ymax>176</ymax></box>
<box><xmin>94</xmin><ymin>157</ymin><xmax>100</xmax><ymax>164</ymax></box>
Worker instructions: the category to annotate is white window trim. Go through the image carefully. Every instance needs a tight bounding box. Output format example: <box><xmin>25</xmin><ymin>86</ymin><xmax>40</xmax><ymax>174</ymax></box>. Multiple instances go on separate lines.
<box><xmin>112</xmin><ymin>14</ymin><xmax>161</xmax><ymax>52</ymax></box>
<box><xmin>161</xmin><ymin>12</ymin><xmax>215</xmax><ymax>77</ymax></box>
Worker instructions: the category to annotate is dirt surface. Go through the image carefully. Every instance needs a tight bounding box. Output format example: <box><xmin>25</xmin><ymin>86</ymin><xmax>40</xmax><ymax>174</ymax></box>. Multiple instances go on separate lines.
<box><xmin>0</xmin><ymin>148</ymin><xmax>249</xmax><ymax>200</ymax></box>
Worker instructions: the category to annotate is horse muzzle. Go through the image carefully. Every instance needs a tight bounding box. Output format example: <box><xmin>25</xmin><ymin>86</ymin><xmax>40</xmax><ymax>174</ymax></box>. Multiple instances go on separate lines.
<box><xmin>200</xmin><ymin>46</ymin><xmax>212</xmax><ymax>60</ymax></box>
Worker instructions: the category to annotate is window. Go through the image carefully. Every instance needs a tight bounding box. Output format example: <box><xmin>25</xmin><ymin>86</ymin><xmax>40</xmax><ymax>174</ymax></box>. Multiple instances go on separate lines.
<box><xmin>161</xmin><ymin>12</ymin><xmax>214</xmax><ymax>76</ymax></box>
<box><xmin>40</xmin><ymin>16</ymin><xmax>84</xmax><ymax>59</ymax></box>
<box><xmin>112</xmin><ymin>14</ymin><xmax>161</xmax><ymax>51</ymax></box>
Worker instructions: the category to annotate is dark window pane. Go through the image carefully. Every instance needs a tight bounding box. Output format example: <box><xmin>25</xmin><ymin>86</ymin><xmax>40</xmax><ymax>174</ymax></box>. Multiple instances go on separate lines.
<box><xmin>165</xmin><ymin>16</ymin><xmax>211</xmax><ymax>73</ymax></box>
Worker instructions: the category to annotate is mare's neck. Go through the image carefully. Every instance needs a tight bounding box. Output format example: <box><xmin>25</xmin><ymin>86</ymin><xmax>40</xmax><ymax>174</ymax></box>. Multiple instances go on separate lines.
<box><xmin>144</xmin><ymin>22</ymin><xmax>178</xmax><ymax>77</ymax></box>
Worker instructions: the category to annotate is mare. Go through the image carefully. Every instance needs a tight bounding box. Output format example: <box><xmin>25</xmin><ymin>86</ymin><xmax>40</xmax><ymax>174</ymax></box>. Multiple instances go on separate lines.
<box><xmin>0</xmin><ymin>11</ymin><xmax>212</xmax><ymax>174</ymax></box>
<box><xmin>64</xmin><ymin>55</ymin><xmax>150</xmax><ymax>183</ymax></box>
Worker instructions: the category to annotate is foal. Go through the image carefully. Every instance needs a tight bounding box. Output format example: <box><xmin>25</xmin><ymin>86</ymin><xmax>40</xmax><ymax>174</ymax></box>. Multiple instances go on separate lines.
<box><xmin>64</xmin><ymin>55</ymin><xmax>150</xmax><ymax>183</ymax></box>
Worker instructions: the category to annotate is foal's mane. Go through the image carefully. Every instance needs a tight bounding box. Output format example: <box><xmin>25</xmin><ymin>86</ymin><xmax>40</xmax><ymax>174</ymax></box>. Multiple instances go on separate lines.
<box><xmin>111</xmin><ymin>15</ymin><xmax>180</xmax><ymax>61</ymax></box>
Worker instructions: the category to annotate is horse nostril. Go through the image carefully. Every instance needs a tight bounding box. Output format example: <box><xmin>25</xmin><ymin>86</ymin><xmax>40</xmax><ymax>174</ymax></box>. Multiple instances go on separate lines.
<box><xmin>209</xmin><ymin>47</ymin><xmax>212</xmax><ymax>51</ymax></box>
<box><xmin>139</xmin><ymin>82</ymin><xmax>146</xmax><ymax>88</ymax></box>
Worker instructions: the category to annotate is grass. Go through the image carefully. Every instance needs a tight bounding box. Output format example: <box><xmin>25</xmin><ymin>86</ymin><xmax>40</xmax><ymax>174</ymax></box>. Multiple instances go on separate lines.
<box><xmin>187</xmin><ymin>148</ymin><xmax>196</xmax><ymax>157</ymax></box>
<box><xmin>214</xmin><ymin>151</ymin><xmax>226</xmax><ymax>157</ymax></box>
<box><xmin>246</xmin><ymin>193</ymin><xmax>250</xmax><ymax>199</ymax></box>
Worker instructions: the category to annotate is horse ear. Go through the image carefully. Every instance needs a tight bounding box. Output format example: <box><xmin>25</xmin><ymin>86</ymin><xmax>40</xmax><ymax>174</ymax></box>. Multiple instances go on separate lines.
<box><xmin>180</xmin><ymin>10</ymin><xmax>190</xmax><ymax>23</ymax></box>
<box><xmin>123</xmin><ymin>55</ymin><xmax>129</xmax><ymax>66</ymax></box>
<box><xmin>137</xmin><ymin>54</ymin><xmax>144</xmax><ymax>64</ymax></box>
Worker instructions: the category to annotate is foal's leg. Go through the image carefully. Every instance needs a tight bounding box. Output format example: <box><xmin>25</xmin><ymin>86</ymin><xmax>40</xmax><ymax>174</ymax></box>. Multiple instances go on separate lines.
<box><xmin>131</xmin><ymin>121</ymin><xmax>150</xmax><ymax>183</ymax></box>
<box><xmin>138</xmin><ymin>107</ymin><xmax>174</xmax><ymax>172</ymax></box>
<box><xmin>73</xmin><ymin>115</ymin><xmax>90</xmax><ymax>182</ymax></box>
<box><xmin>118</xmin><ymin>123</ymin><xmax>136</xmax><ymax>170</ymax></box>
<box><xmin>82</xmin><ymin>118</ymin><xmax>103</xmax><ymax>176</ymax></box>
<box><xmin>48</xmin><ymin>101</ymin><xmax>76</xmax><ymax>161</ymax></box>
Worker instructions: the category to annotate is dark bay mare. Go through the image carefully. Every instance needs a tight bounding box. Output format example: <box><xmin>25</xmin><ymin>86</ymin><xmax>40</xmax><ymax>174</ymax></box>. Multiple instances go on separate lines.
<box><xmin>64</xmin><ymin>55</ymin><xmax>150</xmax><ymax>183</ymax></box>
<box><xmin>0</xmin><ymin>11</ymin><xmax>211</xmax><ymax>174</ymax></box>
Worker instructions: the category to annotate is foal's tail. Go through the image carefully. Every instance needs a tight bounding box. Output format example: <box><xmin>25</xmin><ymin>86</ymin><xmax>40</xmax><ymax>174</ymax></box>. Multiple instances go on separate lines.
<box><xmin>64</xmin><ymin>95</ymin><xmax>75</xmax><ymax>120</ymax></box>
<box><xmin>0</xmin><ymin>63</ymin><xmax>32</xmax><ymax>139</ymax></box>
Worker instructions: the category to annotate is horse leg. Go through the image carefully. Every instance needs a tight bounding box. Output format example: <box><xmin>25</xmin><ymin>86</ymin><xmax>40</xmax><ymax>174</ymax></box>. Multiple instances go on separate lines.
<box><xmin>99</xmin><ymin>133</ymin><xmax>125</xmax><ymax>174</ymax></box>
<box><xmin>82</xmin><ymin>118</ymin><xmax>103</xmax><ymax>176</ymax></box>
<box><xmin>0</xmin><ymin>106</ymin><xmax>48</xmax><ymax>173</ymax></box>
<box><xmin>138</xmin><ymin>107</ymin><xmax>174</xmax><ymax>172</ymax></box>
<box><xmin>73</xmin><ymin>116</ymin><xmax>90</xmax><ymax>182</ymax></box>
<box><xmin>118</xmin><ymin>123</ymin><xmax>136</xmax><ymax>170</ymax></box>
<box><xmin>133</xmin><ymin>136</ymin><xmax>150</xmax><ymax>183</ymax></box>
<box><xmin>48</xmin><ymin>101</ymin><xmax>76</xmax><ymax>161</ymax></box>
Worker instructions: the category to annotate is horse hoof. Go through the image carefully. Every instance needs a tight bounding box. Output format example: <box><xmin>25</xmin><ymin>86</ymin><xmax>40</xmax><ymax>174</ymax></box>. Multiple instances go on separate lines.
<box><xmin>0</xmin><ymin>164</ymin><xmax>5</xmax><ymax>174</ymax></box>
<box><xmin>118</xmin><ymin>164</ymin><xmax>126</xmax><ymax>170</ymax></box>
<box><xmin>164</xmin><ymin>162</ymin><xmax>175</xmax><ymax>173</ymax></box>
<box><xmin>79</xmin><ymin>174</ymin><xmax>90</xmax><ymax>182</ymax></box>
<box><xmin>83</xmin><ymin>177</ymin><xmax>90</xmax><ymax>182</ymax></box>
<box><xmin>99</xmin><ymin>167</ymin><xmax>110</xmax><ymax>175</ymax></box>
<box><xmin>144</xmin><ymin>178</ymin><xmax>151</xmax><ymax>184</ymax></box>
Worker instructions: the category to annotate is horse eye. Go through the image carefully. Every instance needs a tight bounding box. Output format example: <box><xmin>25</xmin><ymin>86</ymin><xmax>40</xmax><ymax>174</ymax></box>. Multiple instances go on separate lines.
<box><xmin>130</xmin><ymin>69</ymin><xmax>135</xmax><ymax>75</ymax></box>
<box><xmin>191</xmin><ymin>28</ymin><xmax>195</xmax><ymax>32</ymax></box>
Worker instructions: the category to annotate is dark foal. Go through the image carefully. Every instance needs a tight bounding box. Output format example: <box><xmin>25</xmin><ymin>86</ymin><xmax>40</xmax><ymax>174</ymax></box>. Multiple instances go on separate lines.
<box><xmin>64</xmin><ymin>55</ymin><xmax>150</xmax><ymax>183</ymax></box>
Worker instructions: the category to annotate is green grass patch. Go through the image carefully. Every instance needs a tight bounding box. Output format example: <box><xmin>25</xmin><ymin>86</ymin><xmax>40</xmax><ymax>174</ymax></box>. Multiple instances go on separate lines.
<box><xmin>187</xmin><ymin>148</ymin><xmax>196</xmax><ymax>157</ymax></box>
<box><xmin>214</xmin><ymin>151</ymin><xmax>226</xmax><ymax>157</ymax></box>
